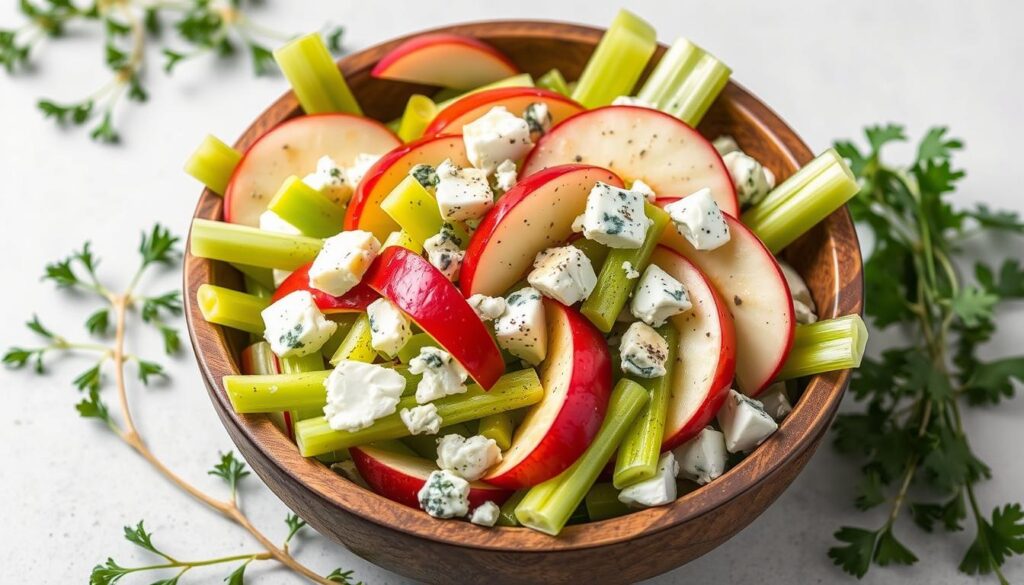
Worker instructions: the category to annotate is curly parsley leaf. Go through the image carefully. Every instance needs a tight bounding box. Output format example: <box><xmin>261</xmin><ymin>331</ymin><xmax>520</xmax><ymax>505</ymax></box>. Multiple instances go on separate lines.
<box><xmin>209</xmin><ymin>451</ymin><xmax>250</xmax><ymax>495</ymax></box>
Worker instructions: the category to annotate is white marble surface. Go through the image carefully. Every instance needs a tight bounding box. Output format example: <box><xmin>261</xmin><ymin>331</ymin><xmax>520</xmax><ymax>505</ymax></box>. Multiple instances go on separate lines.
<box><xmin>1</xmin><ymin>1</ymin><xmax>1021</xmax><ymax>583</ymax></box>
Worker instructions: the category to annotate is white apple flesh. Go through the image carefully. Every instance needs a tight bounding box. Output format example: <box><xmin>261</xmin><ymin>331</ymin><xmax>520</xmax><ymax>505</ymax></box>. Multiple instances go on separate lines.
<box><xmin>371</xmin><ymin>34</ymin><xmax>519</xmax><ymax>90</ymax></box>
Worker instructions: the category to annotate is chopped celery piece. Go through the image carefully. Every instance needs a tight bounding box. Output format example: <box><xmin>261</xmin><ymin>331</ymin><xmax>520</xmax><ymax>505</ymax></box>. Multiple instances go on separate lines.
<box><xmin>570</xmin><ymin>238</ymin><xmax>609</xmax><ymax>272</ymax></box>
<box><xmin>580</xmin><ymin>202</ymin><xmax>670</xmax><ymax>332</ymax></box>
<box><xmin>197</xmin><ymin>284</ymin><xmax>268</xmax><ymax>334</ymax></box>
<box><xmin>478</xmin><ymin>412</ymin><xmax>514</xmax><ymax>451</ymax></box>
<box><xmin>585</xmin><ymin>483</ymin><xmax>630</xmax><ymax>521</ymax></box>
<box><xmin>184</xmin><ymin>135</ymin><xmax>241</xmax><ymax>196</ymax></box>
<box><xmin>397</xmin><ymin>94</ymin><xmax>438</xmax><ymax>143</ymax></box>
<box><xmin>380</xmin><ymin>175</ymin><xmax>469</xmax><ymax>246</ymax></box>
<box><xmin>280</xmin><ymin>353</ymin><xmax>327</xmax><ymax>426</ymax></box>
<box><xmin>267</xmin><ymin>176</ymin><xmax>346</xmax><ymax>238</ymax></box>
<box><xmin>613</xmin><ymin>324</ymin><xmax>679</xmax><ymax>488</ymax></box>
<box><xmin>396</xmin><ymin>332</ymin><xmax>437</xmax><ymax>364</ymax></box>
<box><xmin>434</xmin><ymin>73</ymin><xmax>535</xmax><ymax>112</ymax></box>
<box><xmin>190</xmin><ymin>219</ymin><xmax>322</xmax><ymax>271</ymax></box>
<box><xmin>662</xmin><ymin>52</ymin><xmax>730</xmax><ymax>126</ymax></box>
<box><xmin>321</xmin><ymin>314</ymin><xmax>357</xmax><ymax>359</ymax></box>
<box><xmin>294</xmin><ymin>369</ymin><xmax>543</xmax><ymax>456</ymax></box>
<box><xmin>570</xmin><ymin>10</ymin><xmax>656</xmax><ymax>108</ymax></box>
<box><xmin>497</xmin><ymin>490</ymin><xmax>527</xmax><ymax>526</ymax></box>
<box><xmin>241</xmin><ymin>341</ymin><xmax>290</xmax><ymax>435</ymax></box>
<box><xmin>315</xmin><ymin>449</ymin><xmax>351</xmax><ymax>464</ymax></box>
<box><xmin>225</xmin><ymin>370</ymin><xmax>330</xmax><ymax>413</ymax></box>
<box><xmin>382</xmin><ymin>230</ymin><xmax>423</xmax><ymax>254</ymax></box>
<box><xmin>403</xmin><ymin>422</ymin><xmax>471</xmax><ymax>458</ymax></box>
<box><xmin>636</xmin><ymin>39</ymin><xmax>703</xmax><ymax>107</ymax></box>
<box><xmin>515</xmin><ymin>379</ymin><xmax>649</xmax><ymax>535</ymax></box>
<box><xmin>742</xmin><ymin>149</ymin><xmax>859</xmax><ymax>253</ymax></box>
<box><xmin>235</xmin><ymin>264</ymin><xmax>275</xmax><ymax>294</ymax></box>
<box><xmin>776</xmin><ymin>315</ymin><xmax>868</xmax><ymax>381</ymax></box>
<box><xmin>537</xmin><ymin>68</ymin><xmax>570</xmax><ymax>96</ymax></box>
<box><xmin>329</xmin><ymin>314</ymin><xmax>376</xmax><ymax>365</ymax></box>
<box><xmin>274</xmin><ymin>33</ymin><xmax>361</xmax><ymax>115</ymax></box>
<box><xmin>373</xmin><ymin>440</ymin><xmax>418</xmax><ymax>457</ymax></box>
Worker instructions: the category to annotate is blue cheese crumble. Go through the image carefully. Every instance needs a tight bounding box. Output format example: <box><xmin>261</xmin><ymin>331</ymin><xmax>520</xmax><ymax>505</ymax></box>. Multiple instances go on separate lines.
<box><xmin>417</xmin><ymin>469</ymin><xmax>470</xmax><ymax>519</ymax></box>
<box><xmin>578</xmin><ymin>181</ymin><xmax>652</xmax><ymax>249</ymax></box>
<box><xmin>260</xmin><ymin>290</ymin><xmax>337</xmax><ymax>358</ymax></box>
<box><xmin>409</xmin><ymin>347</ymin><xmax>469</xmax><ymax>404</ymax></box>
<box><xmin>717</xmin><ymin>389</ymin><xmax>779</xmax><ymax>453</ymax></box>
<box><xmin>663</xmin><ymin>188</ymin><xmax>731</xmax><ymax>251</ymax></box>
<box><xmin>617</xmin><ymin>451</ymin><xmax>679</xmax><ymax>508</ymax></box>
<box><xmin>400</xmin><ymin>403</ymin><xmax>443</xmax><ymax>435</ymax></box>
<box><xmin>308</xmin><ymin>230</ymin><xmax>381</xmax><ymax>297</ymax></box>
<box><xmin>435</xmin><ymin>159</ymin><xmax>494</xmax><ymax>221</ymax></box>
<box><xmin>322</xmin><ymin>360</ymin><xmax>406</xmax><ymax>432</ymax></box>
<box><xmin>619</xmin><ymin>321</ymin><xmax>669</xmax><ymax>378</ymax></box>
<box><xmin>673</xmin><ymin>427</ymin><xmax>728</xmax><ymax>485</ymax></box>
<box><xmin>494</xmin><ymin>287</ymin><xmax>547</xmax><ymax>365</ymax></box>
<box><xmin>527</xmin><ymin>245</ymin><xmax>597</xmax><ymax>306</ymax></box>
<box><xmin>463</xmin><ymin>106</ymin><xmax>533</xmax><ymax>174</ymax></box>
<box><xmin>630</xmin><ymin>264</ymin><xmax>692</xmax><ymax>327</ymax></box>
<box><xmin>366</xmin><ymin>298</ymin><xmax>412</xmax><ymax>356</ymax></box>
<box><xmin>435</xmin><ymin>434</ymin><xmax>502</xmax><ymax>481</ymax></box>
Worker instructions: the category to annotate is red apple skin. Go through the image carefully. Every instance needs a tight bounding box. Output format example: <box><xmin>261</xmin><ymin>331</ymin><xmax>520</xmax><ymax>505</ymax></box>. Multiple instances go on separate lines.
<box><xmin>272</xmin><ymin>262</ymin><xmax>379</xmax><ymax>314</ymax></box>
<box><xmin>484</xmin><ymin>300</ymin><xmax>612</xmax><ymax>489</ymax></box>
<box><xmin>362</xmin><ymin>247</ymin><xmax>505</xmax><ymax>390</ymax></box>
<box><xmin>371</xmin><ymin>34</ymin><xmax>518</xmax><ymax>89</ymax></box>
<box><xmin>350</xmin><ymin>446</ymin><xmax>512</xmax><ymax>510</ymax></box>
<box><xmin>423</xmin><ymin>87</ymin><xmax>585</xmax><ymax>137</ymax></box>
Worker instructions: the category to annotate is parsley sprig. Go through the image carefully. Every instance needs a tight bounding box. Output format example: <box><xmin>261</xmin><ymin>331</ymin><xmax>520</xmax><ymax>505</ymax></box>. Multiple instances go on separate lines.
<box><xmin>829</xmin><ymin>125</ymin><xmax>1024</xmax><ymax>583</ymax></box>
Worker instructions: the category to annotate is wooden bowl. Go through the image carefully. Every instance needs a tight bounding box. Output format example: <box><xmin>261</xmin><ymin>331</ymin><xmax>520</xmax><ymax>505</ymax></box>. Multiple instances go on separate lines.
<box><xmin>184</xmin><ymin>20</ymin><xmax>863</xmax><ymax>585</ymax></box>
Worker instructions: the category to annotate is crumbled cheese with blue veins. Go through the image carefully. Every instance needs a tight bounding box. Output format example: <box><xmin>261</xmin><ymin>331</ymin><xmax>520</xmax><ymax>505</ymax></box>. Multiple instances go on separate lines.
<box><xmin>527</xmin><ymin>245</ymin><xmax>597</xmax><ymax>305</ymax></box>
<box><xmin>436</xmin><ymin>434</ymin><xmax>502</xmax><ymax>481</ymax></box>
<box><xmin>435</xmin><ymin>158</ymin><xmax>494</xmax><ymax>221</ymax></box>
<box><xmin>409</xmin><ymin>346</ymin><xmax>468</xmax><ymax>404</ymax></box>
<box><xmin>400</xmin><ymin>403</ymin><xmax>443</xmax><ymax>435</ymax></box>
<box><xmin>308</xmin><ymin>230</ymin><xmax>381</xmax><ymax>297</ymax></box>
<box><xmin>673</xmin><ymin>426</ymin><xmax>728</xmax><ymax>485</ymax></box>
<box><xmin>345</xmin><ymin>153</ymin><xmax>382</xmax><ymax>188</ymax></box>
<box><xmin>611</xmin><ymin>95</ymin><xmax>657</xmax><ymax>109</ymax></box>
<box><xmin>757</xmin><ymin>382</ymin><xmax>793</xmax><ymax>421</ymax></box>
<box><xmin>463</xmin><ymin>106</ymin><xmax>533</xmax><ymax>174</ymax></box>
<box><xmin>423</xmin><ymin>222</ymin><xmax>465</xmax><ymax>281</ymax></box>
<box><xmin>578</xmin><ymin>181</ymin><xmax>652</xmax><ymax>249</ymax></box>
<box><xmin>663</xmin><ymin>188</ymin><xmax>731</xmax><ymax>251</ymax></box>
<box><xmin>717</xmin><ymin>389</ymin><xmax>779</xmax><ymax>453</ymax></box>
<box><xmin>619</xmin><ymin>321</ymin><xmax>669</xmax><ymax>378</ymax></box>
<box><xmin>409</xmin><ymin>163</ymin><xmax>439</xmax><ymax>188</ymax></box>
<box><xmin>629</xmin><ymin>179</ymin><xmax>657</xmax><ymax>202</ymax></box>
<box><xmin>259</xmin><ymin>210</ymin><xmax>303</xmax><ymax>287</ymax></box>
<box><xmin>417</xmin><ymin>469</ymin><xmax>470</xmax><ymax>519</ymax></box>
<box><xmin>467</xmin><ymin>294</ymin><xmax>507</xmax><ymax>322</ymax></box>
<box><xmin>494</xmin><ymin>159</ymin><xmax>518</xmax><ymax>192</ymax></box>
<box><xmin>617</xmin><ymin>451</ymin><xmax>679</xmax><ymax>508</ymax></box>
<box><xmin>622</xmin><ymin>261</ymin><xmax>640</xmax><ymax>280</ymax></box>
<box><xmin>366</xmin><ymin>298</ymin><xmax>412</xmax><ymax>356</ymax></box>
<box><xmin>723</xmin><ymin>150</ymin><xmax>775</xmax><ymax>208</ymax></box>
<box><xmin>778</xmin><ymin>260</ymin><xmax>818</xmax><ymax>324</ymax></box>
<box><xmin>469</xmin><ymin>501</ymin><xmax>500</xmax><ymax>527</ymax></box>
<box><xmin>261</xmin><ymin>290</ymin><xmax>337</xmax><ymax>358</ymax></box>
<box><xmin>322</xmin><ymin>360</ymin><xmax>405</xmax><ymax>432</ymax></box>
<box><xmin>630</xmin><ymin>264</ymin><xmax>692</xmax><ymax>327</ymax></box>
<box><xmin>712</xmin><ymin>135</ymin><xmax>740</xmax><ymax>156</ymax></box>
<box><xmin>494</xmin><ymin>287</ymin><xmax>547</xmax><ymax>365</ymax></box>
<box><xmin>302</xmin><ymin>155</ymin><xmax>353</xmax><ymax>206</ymax></box>
<box><xmin>522</xmin><ymin>102</ymin><xmax>552</xmax><ymax>139</ymax></box>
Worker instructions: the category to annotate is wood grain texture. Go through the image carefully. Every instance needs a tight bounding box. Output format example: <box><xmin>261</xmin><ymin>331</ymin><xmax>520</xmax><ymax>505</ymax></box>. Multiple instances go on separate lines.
<box><xmin>183</xmin><ymin>20</ymin><xmax>864</xmax><ymax>585</ymax></box>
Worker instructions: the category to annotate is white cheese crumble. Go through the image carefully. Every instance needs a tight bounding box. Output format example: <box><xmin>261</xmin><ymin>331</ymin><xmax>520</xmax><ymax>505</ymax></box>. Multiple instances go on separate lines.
<box><xmin>469</xmin><ymin>501</ymin><xmax>500</xmax><ymax>527</ymax></box>
<box><xmin>757</xmin><ymin>382</ymin><xmax>793</xmax><ymax>421</ymax></box>
<box><xmin>423</xmin><ymin>223</ymin><xmax>465</xmax><ymax>281</ymax></box>
<box><xmin>417</xmin><ymin>469</ymin><xmax>470</xmax><ymax>519</ymax></box>
<box><xmin>409</xmin><ymin>163</ymin><xmax>439</xmax><ymax>189</ymax></box>
<box><xmin>619</xmin><ymin>321</ymin><xmax>669</xmax><ymax>378</ymax></box>
<box><xmin>578</xmin><ymin>181</ymin><xmax>653</xmax><ymax>249</ymax></box>
<box><xmin>322</xmin><ymin>360</ymin><xmax>405</xmax><ymax>432</ymax></box>
<box><xmin>400</xmin><ymin>403</ymin><xmax>443</xmax><ymax>435</ymax></box>
<box><xmin>308</xmin><ymin>230</ymin><xmax>381</xmax><ymax>297</ymax></box>
<box><xmin>617</xmin><ymin>451</ymin><xmax>679</xmax><ymax>508</ymax></box>
<box><xmin>712</xmin><ymin>135</ymin><xmax>740</xmax><ymax>156</ymax></box>
<box><xmin>630</xmin><ymin>264</ymin><xmax>692</xmax><ymax>327</ymax></box>
<box><xmin>466</xmin><ymin>294</ymin><xmax>507</xmax><ymax>322</ymax></box>
<box><xmin>630</xmin><ymin>179</ymin><xmax>657</xmax><ymax>202</ymax></box>
<box><xmin>302</xmin><ymin>155</ymin><xmax>353</xmax><ymax>206</ymax></box>
<box><xmin>366</xmin><ymin>298</ymin><xmax>412</xmax><ymax>356</ymax></box>
<box><xmin>346</xmin><ymin>153</ymin><xmax>381</xmax><ymax>188</ymax></box>
<box><xmin>462</xmin><ymin>106</ymin><xmax>533</xmax><ymax>174</ymax></box>
<box><xmin>527</xmin><ymin>245</ymin><xmax>597</xmax><ymax>306</ymax></box>
<box><xmin>435</xmin><ymin>434</ymin><xmax>502</xmax><ymax>481</ymax></box>
<box><xmin>435</xmin><ymin>159</ymin><xmax>494</xmax><ymax>221</ymax></box>
<box><xmin>778</xmin><ymin>260</ymin><xmax>818</xmax><ymax>324</ymax></box>
<box><xmin>261</xmin><ymin>290</ymin><xmax>337</xmax><ymax>358</ymax></box>
<box><xmin>494</xmin><ymin>287</ymin><xmax>547</xmax><ymax>365</ymax></box>
<box><xmin>611</xmin><ymin>95</ymin><xmax>657</xmax><ymax>109</ymax></box>
<box><xmin>717</xmin><ymin>389</ymin><xmax>779</xmax><ymax>453</ymax></box>
<box><xmin>663</xmin><ymin>188</ymin><xmax>731</xmax><ymax>251</ymax></box>
<box><xmin>673</xmin><ymin>427</ymin><xmax>728</xmax><ymax>485</ymax></box>
<box><xmin>258</xmin><ymin>210</ymin><xmax>303</xmax><ymax>287</ymax></box>
<box><xmin>522</xmin><ymin>102</ymin><xmax>552</xmax><ymax>139</ymax></box>
<box><xmin>409</xmin><ymin>347</ymin><xmax>469</xmax><ymax>404</ymax></box>
<box><xmin>723</xmin><ymin>150</ymin><xmax>776</xmax><ymax>208</ymax></box>
<box><xmin>494</xmin><ymin>159</ymin><xmax>518</xmax><ymax>192</ymax></box>
<box><xmin>622</xmin><ymin>261</ymin><xmax>640</xmax><ymax>280</ymax></box>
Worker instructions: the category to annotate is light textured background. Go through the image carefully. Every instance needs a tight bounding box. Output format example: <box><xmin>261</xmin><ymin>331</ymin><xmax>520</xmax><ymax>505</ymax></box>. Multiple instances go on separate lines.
<box><xmin>1</xmin><ymin>1</ymin><xmax>1021</xmax><ymax>583</ymax></box>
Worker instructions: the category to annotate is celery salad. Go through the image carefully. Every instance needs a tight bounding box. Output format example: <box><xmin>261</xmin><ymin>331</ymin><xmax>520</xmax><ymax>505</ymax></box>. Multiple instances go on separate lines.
<box><xmin>186</xmin><ymin>9</ymin><xmax>867</xmax><ymax>535</ymax></box>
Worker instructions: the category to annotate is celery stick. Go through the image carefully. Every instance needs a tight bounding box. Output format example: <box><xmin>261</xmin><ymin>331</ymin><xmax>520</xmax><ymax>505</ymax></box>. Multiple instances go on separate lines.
<box><xmin>225</xmin><ymin>370</ymin><xmax>330</xmax><ymax>413</ymax></box>
<box><xmin>478</xmin><ymin>412</ymin><xmax>514</xmax><ymax>451</ymax></box>
<box><xmin>382</xmin><ymin>230</ymin><xmax>424</xmax><ymax>254</ymax></box>
<box><xmin>571</xmin><ymin>238</ymin><xmax>609</xmax><ymax>271</ymax></box>
<box><xmin>240</xmin><ymin>341</ymin><xmax>291</xmax><ymax>435</ymax></box>
<box><xmin>662</xmin><ymin>53</ymin><xmax>731</xmax><ymax>127</ymax></box>
<box><xmin>776</xmin><ymin>315</ymin><xmax>868</xmax><ymax>381</ymax></box>
<box><xmin>570</xmin><ymin>10</ymin><xmax>657</xmax><ymax>108</ymax></box>
<box><xmin>280</xmin><ymin>353</ymin><xmax>327</xmax><ymax>430</ymax></box>
<box><xmin>397</xmin><ymin>94</ymin><xmax>437</xmax><ymax>142</ymax></box>
<box><xmin>329</xmin><ymin>313</ymin><xmax>376</xmax><ymax>365</ymax></box>
<box><xmin>791</xmin><ymin>314</ymin><xmax>868</xmax><ymax>349</ymax></box>
<box><xmin>431</xmin><ymin>87</ymin><xmax>463</xmax><ymax>104</ymax></box>
<box><xmin>434</xmin><ymin>73</ymin><xmax>535</xmax><ymax>112</ymax></box>
<box><xmin>585</xmin><ymin>483</ymin><xmax>630</xmax><ymax>521</ymax></box>
<box><xmin>315</xmin><ymin>449</ymin><xmax>351</xmax><ymax>464</ymax></box>
<box><xmin>197</xmin><ymin>284</ymin><xmax>269</xmax><ymax>334</ymax></box>
<box><xmin>241</xmin><ymin>271</ymin><xmax>275</xmax><ymax>298</ymax></box>
<box><xmin>537</xmin><ymin>68</ymin><xmax>570</xmax><ymax>96</ymax></box>
<box><xmin>295</xmin><ymin>369</ymin><xmax>543</xmax><ymax>456</ymax></box>
<box><xmin>636</xmin><ymin>39</ymin><xmax>704</xmax><ymax>107</ymax></box>
<box><xmin>274</xmin><ymin>33</ymin><xmax>361</xmax><ymax>115</ymax></box>
<box><xmin>515</xmin><ymin>379</ymin><xmax>649</xmax><ymax>535</ymax></box>
<box><xmin>497</xmin><ymin>490</ymin><xmax>528</xmax><ymax>526</ymax></box>
<box><xmin>396</xmin><ymin>332</ymin><xmax>437</xmax><ymax>364</ymax></box>
<box><xmin>184</xmin><ymin>135</ymin><xmax>241</xmax><ymax>196</ymax></box>
<box><xmin>580</xmin><ymin>203</ymin><xmax>670</xmax><ymax>332</ymax></box>
<box><xmin>191</xmin><ymin>219</ymin><xmax>323</xmax><ymax>271</ymax></box>
<box><xmin>267</xmin><ymin>176</ymin><xmax>346</xmax><ymax>238</ymax></box>
<box><xmin>742</xmin><ymin>149</ymin><xmax>858</xmax><ymax>253</ymax></box>
<box><xmin>321</xmin><ymin>314</ymin><xmax>357</xmax><ymax>359</ymax></box>
<box><xmin>747</xmin><ymin>148</ymin><xmax>842</xmax><ymax>220</ymax></box>
<box><xmin>613</xmin><ymin>324</ymin><xmax>679</xmax><ymax>488</ymax></box>
<box><xmin>380</xmin><ymin>176</ymin><xmax>469</xmax><ymax>246</ymax></box>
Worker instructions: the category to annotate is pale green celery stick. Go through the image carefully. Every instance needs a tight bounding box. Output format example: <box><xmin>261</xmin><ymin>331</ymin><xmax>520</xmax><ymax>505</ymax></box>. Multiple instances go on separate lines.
<box><xmin>397</xmin><ymin>94</ymin><xmax>437</xmax><ymax>142</ymax></box>
<box><xmin>280</xmin><ymin>353</ymin><xmax>327</xmax><ymax>425</ymax></box>
<box><xmin>742</xmin><ymin>149</ymin><xmax>858</xmax><ymax>253</ymax></box>
<box><xmin>402</xmin><ymin>422</ymin><xmax>471</xmax><ymax>459</ymax></box>
<box><xmin>295</xmin><ymin>369</ymin><xmax>543</xmax><ymax>456</ymax></box>
<box><xmin>515</xmin><ymin>379</ymin><xmax>649</xmax><ymax>535</ymax></box>
<box><xmin>382</xmin><ymin>230</ymin><xmax>424</xmax><ymax>254</ymax></box>
<box><xmin>267</xmin><ymin>176</ymin><xmax>346</xmax><ymax>238</ymax></box>
<box><xmin>776</xmin><ymin>315</ymin><xmax>868</xmax><ymax>381</ymax></box>
<box><xmin>225</xmin><ymin>370</ymin><xmax>330</xmax><ymax>413</ymax></box>
<box><xmin>330</xmin><ymin>314</ymin><xmax>376</xmax><ymax>365</ymax></box>
<box><xmin>315</xmin><ymin>449</ymin><xmax>351</xmax><ymax>464</ymax></box>
<box><xmin>636</xmin><ymin>38</ymin><xmax>704</xmax><ymax>106</ymax></box>
<box><xmin>585</xmin><ymin>483</ymin><xmax>630</xmax><ymax>521</ymax></box>
<box><xmin>662</xmin><ymin>52</ymin><xmax>731</xmax><ymax>127</ymax></box>
<box><xmin>396</xmin><ymin>332</ymin><xmax>438</xmax><ymax>364</ymax></box>
<box><xmin>184</xmin><ymin>135</ymin><xmax>241</xmax><ymax>196</ymax></box>
<box><xmin>197</xmin><ymin>284</ymin><xmax>268</xmax><ymax>334</ymax></box>
<box><xmin>434</xmin><ymin>73</ymin><xmax>535</xmax><ymax>111</ymax></box>
<box><xmin>381</xmin><ymin>175</ymin><xmax>470</xmax><ymax>246</ymax></box>
<box><xmin>241</xmin><ymin>271</ymin><xmax>275</xmax><ymax>298</ymax></box>
<box><xmin>274</xmin><ymin>33</ymin><xmax>361</xmax><ymax>115</ymax></box>
<box><xmin>571</xmin><ymin>238</ymin><xmax>609</xmax><ymax>271</ymax></box>
<box><xmin>478</xmin><ymin>412</ymin><xmax>514</xmax><ymax>451</ymax></box>
<box><xmin>497</xmin><ymin>490</ymin><xmax>528</xmax><ymax>526</ymax></box>
<box><xmin>393</xmin><ymin>365</ymin><xmax>422</xmax><ymax>395</ymax></box>
<box><xmin>581</xmin><ymin>202</ymin><xmax>670</xmax><ymax>332</ymax></box>
<box><xmin>191</xmin><ymin>219</ymin><xmax>322</xmax><ymax>271</ymax></box>
<box><xmin>372</xmin><ymin>440</ymin><xmax>418</xmax><ymax>457</ymax></box>
<box><xmin>613</xmin><ymin>324</ymin><xmax>679</xmax><ymax>488</ymax></box>
<box><xmin>570</xmin><ymin>10</ymin><xmax>657</xmax><ymax>108</ymax></box>
<box><xmin>745</xmin><ymin>148</ymin><xmax>841</xmax><ymax>220</ymax></box>
<box><xmin>321</xmin><ymin>314</ymin><xmax>357</xmax><ymax>359</ymax></box>
<box><xmin>240</xmin><ymin>341</ymin><xmax>290</xmax><ymax>435</ymax></box>
<box><xmin>537</xmin><ymin>68</ymin><xmax>570</xmax><ymax>96</ymax></box>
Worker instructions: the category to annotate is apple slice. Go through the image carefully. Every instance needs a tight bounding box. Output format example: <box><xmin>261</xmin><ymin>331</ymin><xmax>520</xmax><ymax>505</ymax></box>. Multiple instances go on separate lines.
<box><xmin>272</xmin><ymin>262</ymin><xmax>379</xmax><ymax>314</ymax></box>
<box><xmin>656</xmin><ymin>198</ymin><xmax>794</xmax><ymax>396</ymax></box>
<box><xmin>363</xmin><ymin>247</ymin><xmax>505</xmax><ymax>389</ymax></box>
<box><xmin>224</xmin><ymin>114</ymin><xmax>400</xmax><ymax>227</ymax></box>
<box><xmin>350</xmin><ymin>446</ymin><xmax>512</xmax><ymax>510</ymax></box>
<box><xmin>484</xmin><ymin>300</ymin><xmax>612</xmax><ymax>489</ymax></box>
<box><xmin>371</xmin><ymin>34</ymin><xmax>519</xmax><ymax>90</ymax></box>
<box><xmin>648</xmin><ymin>246</ymin><xmax>737</xmax><ymax>450</ymax></box>
<box><xmin>522</xmin><ymin>105</ymin><xmax>739</xmax><ymax>216</ymax></box>
<box><xmin>344</xmin><ymin>134</ymin><xmax>470</xmax><ymax>241</ymax></box>
<box><xmin>461</xmin><ymin>164</ymin><xmax>623</xmax><ymax>298</ymax></box>
<box><xmin>423</xmin><ymin>87</ymin><xmax>585</xmax><ymax>137</ymax></box>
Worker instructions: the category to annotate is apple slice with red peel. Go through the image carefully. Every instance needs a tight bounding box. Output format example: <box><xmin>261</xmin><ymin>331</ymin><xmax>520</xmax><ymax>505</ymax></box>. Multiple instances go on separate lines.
<box><xmin>272</xmin><ymin>262</ymin><xmax>379</xmax><ymax>314</ymax></box>
<box><xmin>656</xmin><ymin>198</ymin><xmax>794</xmax><ymax>396</ymax></box>
<box><xmin>522</xmin><ymin>106</ymin><xmax>739</xmax><ymax>216</ymax></box>
<box><xmin>224</xmin><ymin>114</ymin><xmax>400</xmax><ymax>227</ymax></box>
<box><xmin>484</xmin><ymin>300</ymin><xmax>612</xmax><ymax>489</ymax></box>
<box><xmin>461</xmin><ymin>164</ymin><xmax>623</xmax><ymax>298</ymax></box>
<box><xmin>363</xmin><ymin>247</ymin><xmax>505</xmax><ymax>389</ymax></box>
<box><xmin>350</xmin><ymin>446</ymin><xmax>512</xmax><ymax>510</ymax></box>
<box><xmin>648</xmin><ymin>246</ymin><xmax>737</xmax><ymax>450</ymax></box>
<box><xmin>423</xmin><ymin>87</ymin><xmax>585</xmax><ymax>137</ymax></box>
<box><xmin>371</xmin><ymin>34</ymin><xmax>518</xmax><ymax>90</ymax></box>
<box><xmin>345</xmin><ymin>134</ymin><xmax>470</xmax><ymax>241</ymax></box>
